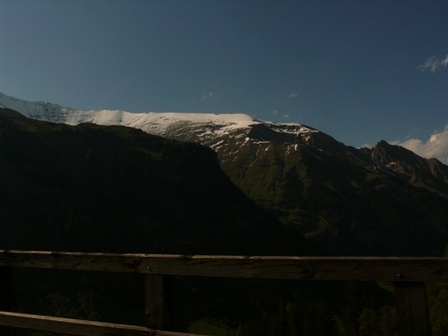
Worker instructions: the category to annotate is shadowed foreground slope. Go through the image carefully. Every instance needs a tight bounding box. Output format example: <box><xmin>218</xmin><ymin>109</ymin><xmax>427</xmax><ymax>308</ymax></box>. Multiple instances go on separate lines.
<box><xmin>0</xmin><ymin>108</ymin><xmax>310</xmax><ymax>256</ymax></box>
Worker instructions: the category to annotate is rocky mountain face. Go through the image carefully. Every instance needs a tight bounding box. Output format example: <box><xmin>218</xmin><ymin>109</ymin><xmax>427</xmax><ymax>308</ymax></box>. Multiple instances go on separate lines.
<box><xmin>197</xmin><ymin>124</ymin><xmax>448</xmax><ymax>256</ymax></box>
<box><xmin>368</xmin><ymin>140</ymin><xmax>448</xmax><ymax>190</ymax></box>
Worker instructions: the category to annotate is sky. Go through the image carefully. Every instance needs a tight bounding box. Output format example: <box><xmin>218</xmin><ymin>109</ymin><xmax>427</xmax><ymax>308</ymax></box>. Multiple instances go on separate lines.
<box><xmin>0</xmin><ymin>0</ymin><xmax>447</xmax><ymax>162</ymax></box>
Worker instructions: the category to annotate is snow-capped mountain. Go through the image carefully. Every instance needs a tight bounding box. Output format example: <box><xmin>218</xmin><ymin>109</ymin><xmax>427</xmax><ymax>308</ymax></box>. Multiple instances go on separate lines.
<box><xmin>0</xmin><ymin>91</ymin><xmax>318</xmax><ymax>145</ymax></box>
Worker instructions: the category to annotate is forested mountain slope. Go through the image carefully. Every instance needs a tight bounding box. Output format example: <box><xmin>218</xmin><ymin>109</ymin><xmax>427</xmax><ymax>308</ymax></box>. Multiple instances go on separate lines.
<box><xmin>0</xmin><ymin>108</ymin><xmax>310</xmax><ymax>256</ymax></box>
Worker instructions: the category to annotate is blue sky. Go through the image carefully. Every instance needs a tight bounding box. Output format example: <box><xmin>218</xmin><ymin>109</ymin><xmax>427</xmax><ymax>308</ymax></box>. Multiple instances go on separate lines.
<box><xmin>1</xmin><ymin>0</ymin><xmax>447</xmax><ymax>162</ymax></box>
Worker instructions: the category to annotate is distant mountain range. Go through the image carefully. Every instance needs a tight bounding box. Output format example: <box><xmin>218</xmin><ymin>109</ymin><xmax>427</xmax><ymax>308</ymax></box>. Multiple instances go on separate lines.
<box><xmin>1</xmin><ymin>91</ymin><xmax>448</xmax><ymax>256</ymax></box>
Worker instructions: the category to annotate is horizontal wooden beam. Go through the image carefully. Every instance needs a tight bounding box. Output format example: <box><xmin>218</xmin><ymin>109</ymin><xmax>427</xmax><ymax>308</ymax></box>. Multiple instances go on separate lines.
<box><xmin>0</xmin><ymin>250</ymin><xmax>447</xmax><ymax>282</ymax></box>
<box><xmin>0</xmin><ymin>311</ymin><xmax>204</xmax><ymax>336</ymax></box>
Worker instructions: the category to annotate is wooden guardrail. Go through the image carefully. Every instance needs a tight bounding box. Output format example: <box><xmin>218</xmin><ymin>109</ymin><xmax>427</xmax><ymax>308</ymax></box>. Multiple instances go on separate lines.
<box><xmin>0</xmin><ymin>250</ymin><xmax>447</xmax><ymax>335</ymax></box>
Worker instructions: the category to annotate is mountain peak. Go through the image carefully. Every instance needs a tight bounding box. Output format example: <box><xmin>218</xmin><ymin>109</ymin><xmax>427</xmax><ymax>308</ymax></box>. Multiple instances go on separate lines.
<box><xmin>372</xmin><ymin>139</ymin><xmax>448</xmax><ymax>187</ymax></box>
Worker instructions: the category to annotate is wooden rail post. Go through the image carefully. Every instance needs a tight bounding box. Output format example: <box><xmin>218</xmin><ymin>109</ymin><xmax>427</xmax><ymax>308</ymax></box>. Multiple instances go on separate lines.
<box><xmin>394</xmin><ymin>281</ymin><xmax>432</xmax><ymax>336</ymax></box>
<box><xmin>145</xmin><ymin>274</ymin><xmax>174</xmax><ymax>330</ymax></box>
<box><xmin>0</xmin><ymin>267</ymin><xmax>16</xmax><ymax>336</ymax></box>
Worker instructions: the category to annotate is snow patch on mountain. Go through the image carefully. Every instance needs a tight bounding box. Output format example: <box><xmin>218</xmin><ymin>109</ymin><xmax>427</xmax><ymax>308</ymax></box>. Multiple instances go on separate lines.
<box><xmin>0</xmin><ymin>91</ymin><xmax>318</xmax><ymax>142</ymax></box>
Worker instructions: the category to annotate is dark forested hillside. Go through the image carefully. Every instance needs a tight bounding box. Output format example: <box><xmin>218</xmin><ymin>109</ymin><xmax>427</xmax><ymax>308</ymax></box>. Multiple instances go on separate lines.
<box><xmin>0</xmin><ymin>109</ymin><xmax>310</xmax><ymax>256</ymax></box>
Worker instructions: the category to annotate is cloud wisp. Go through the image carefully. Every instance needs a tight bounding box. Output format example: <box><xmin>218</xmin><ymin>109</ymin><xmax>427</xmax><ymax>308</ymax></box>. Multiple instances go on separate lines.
<box><xmin>392</xmin><ymin>125</ymin><xmax>448</xmax><ymax>164</ymax></box>
<box><xmin>288</xmin><ymin>93</ymin><xmax>299</xmax><ymax>99</ymax></box>
<box><xmin>193</xmin><ymin>91</ymin><xmax>215</xmax><ymax>104</ymax></box>
<box><xmin>419</xmin><ymin>54</ymin><xmax>448</xmax><ymax>73</ymax></box>
<box><xmin>201</xmin><ymin>91</ymin><xmax>214</xmax><ymax>101</ymax></box>
<box><xmin>272</xmin><ymin>110</ymin><xmax>290</xmax><ymax>120</ymax></box>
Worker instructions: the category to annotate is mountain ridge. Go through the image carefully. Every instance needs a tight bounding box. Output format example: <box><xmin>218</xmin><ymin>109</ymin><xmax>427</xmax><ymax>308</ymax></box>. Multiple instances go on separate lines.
<box><xmin>2</xmin><ymin>92</ymin><xmax>448</xmax><ymax>256</ymax></box>
<box><xmin>2</xmin><ymin>91</ymin><xmax>447</xmax><ymax>192</ymax></box>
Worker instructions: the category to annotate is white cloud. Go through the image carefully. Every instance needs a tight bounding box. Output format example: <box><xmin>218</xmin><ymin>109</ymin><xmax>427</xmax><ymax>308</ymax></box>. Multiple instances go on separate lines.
<box><xmin>442</xmin><ymin>54</ymin><xmax>448</xmax><ymax>67</ymax></box>
<box><xmin>283</xmin><ymin>114</ymin><xmax>290</xmax><ymax>120</ymax></box>
<box><xmin>273</xmin><ymin>110</ymin><xmax>278</xmax><ymax>115</ymax></box>
<box><xmin>392</xmin><ymin>125</ymin><xmax>448</xmax><ymax>164</ymax></box>
<box><xmin>288</xmin><ymin>93</ymin><xmax>298</xmax><ymax>99</ymax></box>
<box><xmin>419</xmin><ymin>54</ymin><xmax>448</xmax><ymax>73</ymax></box>
<box><xmin>200</xmin><ymin>91</ymin><xmax>214</xmax><ymax>101</ymax></box>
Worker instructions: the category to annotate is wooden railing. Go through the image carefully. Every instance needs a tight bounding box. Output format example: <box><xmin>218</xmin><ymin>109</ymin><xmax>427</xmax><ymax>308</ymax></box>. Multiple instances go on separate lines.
<box><xmin>0</xmin><ymin>250</ymin><xmax>447</xmax><ymax>335</ymax></box>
